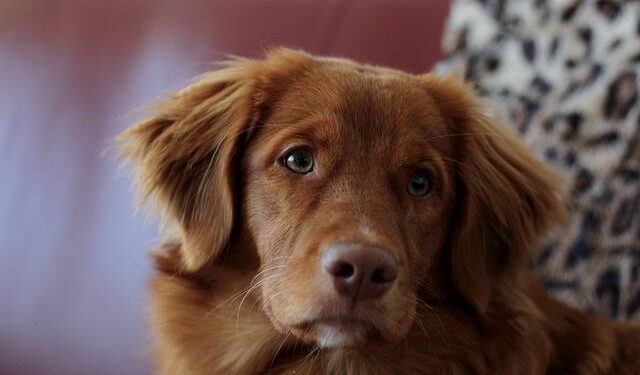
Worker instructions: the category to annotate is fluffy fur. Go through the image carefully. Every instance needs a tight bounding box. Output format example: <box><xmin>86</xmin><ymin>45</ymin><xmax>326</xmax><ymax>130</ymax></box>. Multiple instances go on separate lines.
<box><xmin>119</xmin><ymin>48</ymin><xmax>640</xmax><ymax>374</ymax></box>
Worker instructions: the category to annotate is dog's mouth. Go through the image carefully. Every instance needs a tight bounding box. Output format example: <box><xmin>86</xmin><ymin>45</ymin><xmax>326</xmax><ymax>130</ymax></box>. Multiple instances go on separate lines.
<box><xmin>292</xmin><ymin>317</ymin><xmax>367</xmax><ymax>331</ymax></box>
<box><xmin>286</xmin><ymin>315</ymin><xmax>385</xmax><ymax>349</ymax></box>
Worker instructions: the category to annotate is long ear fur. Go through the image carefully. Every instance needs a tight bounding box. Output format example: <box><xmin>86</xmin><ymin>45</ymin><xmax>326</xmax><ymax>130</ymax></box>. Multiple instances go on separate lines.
<box><xmin>119</xmin><ymin>48</ymin><xmax>312</xmax><ymax>271</ymax></box>
<box><xmin>424</xmin><ymin>76</ymin><xmax>566</xmax><ymax>313</ymax></box>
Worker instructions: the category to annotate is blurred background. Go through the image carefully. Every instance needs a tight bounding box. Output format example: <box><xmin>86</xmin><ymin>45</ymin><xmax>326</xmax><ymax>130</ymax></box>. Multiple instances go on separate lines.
<box><xmin>0</xmin><ymin>1</ymin><xmax>449</xmax><ymax>374</ymax></box>
<box><xmin>3</xmin><ymin>0</ymin><xmax>640</xmax><ymax>374</ymax></box>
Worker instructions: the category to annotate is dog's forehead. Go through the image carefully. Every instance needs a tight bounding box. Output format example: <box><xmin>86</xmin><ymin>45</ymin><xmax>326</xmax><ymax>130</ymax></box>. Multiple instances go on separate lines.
<box><xmin>265</xmin><ymin>62</ymin><xmax>452</xmax><ymax>155</ymax></box>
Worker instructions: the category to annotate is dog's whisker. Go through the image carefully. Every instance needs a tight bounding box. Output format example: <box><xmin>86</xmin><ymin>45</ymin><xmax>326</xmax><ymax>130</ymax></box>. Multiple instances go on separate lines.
<box><xmin>252</xmin><ymin>276</ymin><xmax>293</xmax><ymax>310</ymax></box>
<box><xmin>292</xmin><ymin>344</ymin><xmax>321</xmax><ymax>373</ymax></box>
<box><xmin>205</xmin><ymin>265</ymin><xmax>287</xmax><ymax>316</ymax></box>
<box><xmin>235</xmin><ymin>272</ymin><xmax>284</xmax><ymax>332</ymax></box>
<box><xmin>413</xmin><ymin>296</ymin><xmax>450</xmax><ymax>342</ymax></box>
<box><xmin>409</xmin><ymin>308</ymin><xmax>433</xmax><ymax>347</ymax></box>
<box><xmin>250</xmin><ymin>264</ymin><xmax>286</xmax><ymax>284</ymax></box>
<box><xmin>256</xmin><ymin>289</ymin><xmax>285</xmax><ymax>310</ymax></box>
<box><xmin>267</xmin><ymin>331</ymin><xmax>292</xmax><ymax>371</ymax></box>
<box><xmin>206</xmin><ymin>276</ymin><xmax>269</xmax><ymax>316</ymax></box>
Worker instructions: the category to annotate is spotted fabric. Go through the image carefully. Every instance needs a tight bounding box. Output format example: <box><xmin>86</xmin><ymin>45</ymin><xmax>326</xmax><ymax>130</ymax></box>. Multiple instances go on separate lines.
<box><xmin>437</xmin><ymin>0</ymin><xmax>640</xmax><ymax>319</ymax></box>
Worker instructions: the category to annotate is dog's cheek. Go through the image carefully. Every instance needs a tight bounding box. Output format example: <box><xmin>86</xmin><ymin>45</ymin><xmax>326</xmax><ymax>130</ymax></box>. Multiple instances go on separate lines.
<box><xmin>378</xmin><ymin>281</ymin><xmax>417</xmax><ymax>342</ymax></box>
<box><xmin>409</xmin><ymin>204</ymin><xmax>453</xmax><ymax>281</ymax></box>
<box><xmin>285</xmin><ymin>250</ymin><xmax>326</xmax><ymax>308</ymax></box>
<box><xmin>245</xmin><ymin>181</ymin><xmax>327</xmax><ymax>326</ymax></box>
<box><xmin>243</xmin><ymin>177</ymin><xmax>288</xmax><ymax>256</ymax></box>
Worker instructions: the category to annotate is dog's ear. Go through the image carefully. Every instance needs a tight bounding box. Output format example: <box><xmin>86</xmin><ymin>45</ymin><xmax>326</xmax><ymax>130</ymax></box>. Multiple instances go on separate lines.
<box><xmin>423</xmin><ymin>76</ymin><xmax>565</xmax><ymax>314</ymax></box>
<box><xmin>119</xmin><ymin>48</ymin><xmax>312</xmax><ymax>271</ymax></box>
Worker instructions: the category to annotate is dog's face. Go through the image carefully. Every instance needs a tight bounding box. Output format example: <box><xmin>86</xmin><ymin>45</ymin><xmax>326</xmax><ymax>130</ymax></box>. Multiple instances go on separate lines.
<box><xmin>241</xmin><ymin>63</ymin><xmax>457</xmax><ymax>347</ymax></box>
<box><xmin>121</xmin><ymin>49</ymin><xmax>562</xmax><ymax>350</ymax></box>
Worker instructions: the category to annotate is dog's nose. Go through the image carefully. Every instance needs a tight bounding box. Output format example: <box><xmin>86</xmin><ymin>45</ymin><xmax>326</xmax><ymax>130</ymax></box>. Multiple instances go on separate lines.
<box><xmin>321</xmin><ymin>243</ymin><xmax>398</xmax><ymax>302</ymax></box>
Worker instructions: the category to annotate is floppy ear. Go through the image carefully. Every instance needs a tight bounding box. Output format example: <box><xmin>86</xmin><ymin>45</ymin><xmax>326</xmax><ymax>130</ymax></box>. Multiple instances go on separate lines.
<box><xmin>119</xmin><ymin>49</ymin><xmax>312</xmax><ymax>271</ymax></box>
<box><xmin>424</xmin><ymin>76</ymin><xmax>565</xmax><ymax>313</ymax></box>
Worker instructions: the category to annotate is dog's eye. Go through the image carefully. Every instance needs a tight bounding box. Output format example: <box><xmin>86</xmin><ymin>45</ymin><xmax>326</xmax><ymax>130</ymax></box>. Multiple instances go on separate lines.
<box><xmin>407</xmin><ymin>170</ymin><xmax>431</xmax><ymax>197</ymax></box>
<box><xmin>284</xmin><ymin>149</ymin><xmax>314</xmax><ymax>174</ymax></box>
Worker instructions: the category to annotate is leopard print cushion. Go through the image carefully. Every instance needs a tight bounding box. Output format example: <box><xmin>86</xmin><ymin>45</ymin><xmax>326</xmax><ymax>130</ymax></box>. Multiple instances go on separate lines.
<box><xmin>437</xmin><ymin>0</ymin><xmax>640</xmax><ymax>319</ymax></box>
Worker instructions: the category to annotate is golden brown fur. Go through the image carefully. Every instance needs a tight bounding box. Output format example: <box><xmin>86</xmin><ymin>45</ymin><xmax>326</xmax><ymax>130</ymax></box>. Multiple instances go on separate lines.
<box><xmin>119</xmin><ymin>48</ymin><xmax>640</xmax><ymax>374</ymax></box>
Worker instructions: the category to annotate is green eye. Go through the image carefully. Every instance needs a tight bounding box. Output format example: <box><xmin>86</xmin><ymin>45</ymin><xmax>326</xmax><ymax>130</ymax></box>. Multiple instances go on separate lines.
<box><xmin>284</xmin><ymin>149</ymin><xmax>314</xmax><ymax>174</ymax></box>
<box><xmin>408</xmin><ymin>171</ymin><xmax>431</xmax><ymax>197</ymax></box>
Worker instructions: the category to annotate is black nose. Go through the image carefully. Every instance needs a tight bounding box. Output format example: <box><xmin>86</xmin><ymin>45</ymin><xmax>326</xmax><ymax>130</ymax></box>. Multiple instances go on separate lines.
<box><xmin>321</xmin><ymin>242</ymin><xmax>398</xmax><ymax>302</ymax></box>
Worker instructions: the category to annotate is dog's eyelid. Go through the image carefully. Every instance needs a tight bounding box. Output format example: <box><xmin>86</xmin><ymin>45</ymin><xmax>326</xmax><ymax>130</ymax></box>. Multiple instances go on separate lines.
<box><xmin>411</xmin><ymin>157</ymin><xmax>448</xmax><ymax>188</ymax></box>
<box><xmin>278</xmin><ymin>144</ymin><xmax>314</xmax><ymax>162</ymax></box>
<box><xmin>260</xmin><ymin>138</ymin><xmax>315</xmax><ymax>170</ymax></box>
<box><xmin>280</xmin><ymin>144</ymin><xmax>314</xmax><ymax>156</ymax></box>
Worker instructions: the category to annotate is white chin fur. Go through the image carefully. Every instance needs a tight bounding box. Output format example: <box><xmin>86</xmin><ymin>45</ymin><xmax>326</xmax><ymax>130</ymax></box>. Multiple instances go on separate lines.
<box><xmin>316</xmin><ymin>324</ymin><xmax>366</xmax><ymax>348</ymax></box>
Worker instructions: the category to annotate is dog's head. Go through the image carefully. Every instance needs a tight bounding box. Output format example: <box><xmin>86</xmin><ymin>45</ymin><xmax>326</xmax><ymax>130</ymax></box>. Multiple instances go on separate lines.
<box><xmin>120</xmin><ymin>49</ymin><xmax>563</xmax><ymax>349</ymax></box>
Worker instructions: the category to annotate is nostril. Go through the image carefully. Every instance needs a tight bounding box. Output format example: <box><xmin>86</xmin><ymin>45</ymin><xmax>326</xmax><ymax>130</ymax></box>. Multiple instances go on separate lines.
<box><xmin>334</xmin><ymin>262</ymin><xmax>354</xmax><ymax>278</ymax></box>
<box><xmin>371</xmin><ymin>268</ymin><xmax>386</xmax><ymax>283</ymax></box>
<box><xmin>371</xmin><ymin>266</ymin><xmax>397</xmax><ymax>284</ymax></box>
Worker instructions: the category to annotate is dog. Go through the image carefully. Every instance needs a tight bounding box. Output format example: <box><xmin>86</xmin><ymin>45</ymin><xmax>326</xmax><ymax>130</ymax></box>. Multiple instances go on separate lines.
<box><xmin>119</xmin><ymin>48</ymin><xmax>640</xmax><ymax>374</ymax></box>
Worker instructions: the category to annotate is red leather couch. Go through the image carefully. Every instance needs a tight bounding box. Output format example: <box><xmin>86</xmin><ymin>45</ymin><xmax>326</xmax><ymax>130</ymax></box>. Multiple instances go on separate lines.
<box><xmin>0</xmin><ymin>1</ymin><xmax>450</xmax><ymax>373</ymax></box>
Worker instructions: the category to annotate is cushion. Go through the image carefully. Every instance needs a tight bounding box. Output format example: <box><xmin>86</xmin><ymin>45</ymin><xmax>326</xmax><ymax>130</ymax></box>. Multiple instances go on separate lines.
<box><xmin>437</xmin><ymin>0</ymin><xmax>640</xmax><ymax>319</ymax></box>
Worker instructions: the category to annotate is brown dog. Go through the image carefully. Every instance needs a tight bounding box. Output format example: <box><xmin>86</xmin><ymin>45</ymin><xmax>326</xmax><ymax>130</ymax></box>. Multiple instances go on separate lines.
<box><xmin>119</xmin><ymin>49</ymin><xmax>640</xmax><ymax>374</ymax></box>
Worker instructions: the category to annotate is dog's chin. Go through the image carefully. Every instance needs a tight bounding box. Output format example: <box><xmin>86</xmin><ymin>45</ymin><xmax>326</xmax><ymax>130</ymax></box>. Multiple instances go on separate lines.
<box><xmin>294</xmin><ymin>319</ymin><xmax>374</xmax><ymax>349</ymax></box>
<box><xmin>279</xmin><ymin>316</ymin><xmax>407</xmax><ymax>349</ymax></box>
<box><xmin>264</xmin><ymin>288</ymin><xmax>417</xmax><ymax>349</ymax></box>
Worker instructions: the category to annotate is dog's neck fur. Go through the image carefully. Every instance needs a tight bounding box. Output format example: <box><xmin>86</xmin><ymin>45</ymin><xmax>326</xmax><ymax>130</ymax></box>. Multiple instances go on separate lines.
<box><xmin>148</xmin><ymin>242</ymin><xmax>637</xmax><ymax>375</ymax></box>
